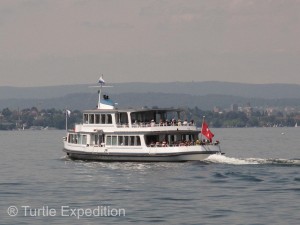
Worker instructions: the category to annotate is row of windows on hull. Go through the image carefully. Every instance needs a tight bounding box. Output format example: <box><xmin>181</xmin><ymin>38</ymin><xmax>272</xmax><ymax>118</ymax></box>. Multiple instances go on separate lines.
<box><xmin>106</xmin><ymin>135</ymin><xmax>141</xmax><ymax>146</ymax></box>
<box><xmin>67</xmin><ymin>134</ymin><xmax>141</xmax><ymax>146</ymax></box>
<box><xmin>67</xmin><ymin>133</ymin><xmax>197</xmax><ymax>147</ymax></box>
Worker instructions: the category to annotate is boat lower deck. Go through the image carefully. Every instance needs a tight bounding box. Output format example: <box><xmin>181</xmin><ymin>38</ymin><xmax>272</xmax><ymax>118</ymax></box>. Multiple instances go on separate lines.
<box><xmin>63</xmin><ymin>148</ymin><xmax>222</xmax><ymax>162</ymax></box>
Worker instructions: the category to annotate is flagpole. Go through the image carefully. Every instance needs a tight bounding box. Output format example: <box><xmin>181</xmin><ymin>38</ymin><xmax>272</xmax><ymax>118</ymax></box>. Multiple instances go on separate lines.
<box><xmin>98</xmin><ymin>85</ymin><xmax>102</xmax><ymax>109</ymax></box>
<box><xmin>201</xmin><ymin>116</ymin><xmax>205</xmax><ymax>141</ymax></box>
<box><xmin>65</xmin><ymin>109</ymin><xmax>68</xmax><ymax>131</ymax></box>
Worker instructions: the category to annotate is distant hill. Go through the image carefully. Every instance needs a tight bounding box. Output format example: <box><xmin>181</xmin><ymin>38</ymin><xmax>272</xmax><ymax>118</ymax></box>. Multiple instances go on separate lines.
<box><xmin>1</xmin><ymin>92</ymin><xmax>300</xmax><ymax>111</ymax></box>
<box><xmin>1</xmin><ymin>81</ymin><xmax>300</xmax><ymax>99</ymax></box>
<box><xmin>1</xmin><ymin>81</ymin><xmax>300</xmax><ymax>110</ymax></box>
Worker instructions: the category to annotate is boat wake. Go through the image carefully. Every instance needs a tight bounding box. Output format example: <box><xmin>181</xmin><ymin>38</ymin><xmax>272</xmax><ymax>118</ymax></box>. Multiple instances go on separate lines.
<box><xmin>205</xmin><ymin>154</ymin><xmax>300</xmax><ymax>166</ymax></box>
<box><xmin>61</xmin><ymin>154</ymin><xmax>300</xmax><ymax>166</ymax></box>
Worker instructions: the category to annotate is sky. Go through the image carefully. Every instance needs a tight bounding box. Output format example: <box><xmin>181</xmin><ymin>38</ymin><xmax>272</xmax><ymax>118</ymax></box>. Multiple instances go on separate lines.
<box><xmin>1</xmin><ymin>0</ymin><xmax>300</xmax><ymax>87</ymax></box>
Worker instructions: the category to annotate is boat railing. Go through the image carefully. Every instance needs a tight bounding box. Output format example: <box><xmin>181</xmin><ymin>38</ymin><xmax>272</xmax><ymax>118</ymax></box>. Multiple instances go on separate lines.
<box><xmin>116</xmin><ymin>124</ymin><xmax>130</xmax><ymax>128</ymax></box>
<box><xmin>117</xmin><ymin>123</ymin><xmax>195</xmax><ymax>128</ymax></box>
<box><xmin>147</xmin><ymin>141</ymin><xmax>220</xmax><ymax>148</ymax></box>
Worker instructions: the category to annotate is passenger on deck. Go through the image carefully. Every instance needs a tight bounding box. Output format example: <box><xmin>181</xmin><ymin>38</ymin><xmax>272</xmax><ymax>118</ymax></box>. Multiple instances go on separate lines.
<box><xmin>183</xmin><ymin>119</ymin><xmax>188</xmax><ymax>126</ymax></box>
<box><xmin>150</xmin><ymin>119</ymin><xmax>155</xmax><ymax>127</ymax></box>
<box><xmin>171</xmin><ymin>119</ymin><xmax>176</xmax><ymax>126</ymax></box>
<box><xmin>179</xmin><ymin>141</ymin><xmax>185</xmax><ymax>146</ymax></box>
<box><xmin>178</xmin><ymin>119</ymin><xmax>182</xmax><ymax>126</ymax></box>
<box><xmin>162</xmin><ymin>140</ymin><xmax>167</xmax><ymax>147</ymax></box>
<box><xmin>159</xmin><ymin>119</ymin><xmax>164</xmax><ymax>126</ymax></box>
<box><xmin>165</xmin><ymin>119</ymin><xmax>169</xmax><ymax>126</ymax></box>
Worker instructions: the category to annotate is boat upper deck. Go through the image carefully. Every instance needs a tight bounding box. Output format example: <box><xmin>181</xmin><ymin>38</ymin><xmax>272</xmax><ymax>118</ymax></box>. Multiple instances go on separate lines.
<box><xmin>74</xmin><ymin>107</ymin><xmax>196</xmax><ymax>133</ymax></box>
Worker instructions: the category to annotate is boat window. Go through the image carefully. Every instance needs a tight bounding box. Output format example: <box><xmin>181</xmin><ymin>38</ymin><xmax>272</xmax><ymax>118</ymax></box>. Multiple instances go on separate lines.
<box><xmin>95</xmin><ymin>135</ymin><xmax>98</xmax><ymax>145</ymax></box>
<box><xmin>82</xmin><ymin>135</ymin><xmax>87</xmax><ymax>145</ymax></box>
<box><xmin>112</xmin><ymin>136</ymin><xmax>117</xmax><ymax>145</ymax></box>
<box><xmin>106</xmin><ymin>136</ymin><xmax>112</xmax><ymax>145</ymax></box>
<box><xmin>68</xmin><ymin>134</ymin><xmax>72</xmax><ymax>143</ymax></box>
<box><xmin>193</xmin><ymin>134</ymin><xmax>197</xmax><ymax>141</ymax></box>
<box><xmin>144</xmin><ymin>133</ymin><xmax>197</xmax><ymax>146</ymax></box>
<box><xmin>118</xmin><ymin>136</ymin><xmax>124</xmax><ymax>145</ymax></box>
<box><xmin>95</xmin><ymin>114</ymin><xmax>100</xmax><ymax>124</ymax></box>
<box><xmin>107</xmin><ymin>114</ymin><xmax>112</xmax><ymax>124</ymax></box>
<box><xmin>169</xmin><ymin>135</ymin><xmax>175</xmax><ymax>145</ymax></box>
<box><xmin>130</xmin><ymin>136</ymin><xmax>135</xmax><ymax>145</ymax></box>
<box><xmin>131</xmin><ymin>112</ymin><xmax>155</xmax><ymax>124</ymax></box>
<box><xmin>136</xmin><ymin>136</ymin><xmax>141</xmax><ymax>146</ymax></box>
<box><xmin>115</xmin><ymin>113</ymin><xmax>119</xmax><ymax>124</ymax></box>
<box><xmin>101</xmin><ymin>135</ymin><xmax>142</xmax><ymax>146</ymax></box>
<box><xmin>89</xmin><ymin>114</ymin><xmax>95</xmax><ymax>124</ymax></box>
<box><xmin>84</xmin><ymin>114</ymin><xmax>88</xmax><ymax>124</ymax></box>
<box><xmin>124</xmin><ymin>136</ymin><xmax>129</xmax><ymax>146</ymax></box>
<box><xmin>174</xmin><ymin>134</ymin><xmax>180</xmax><ymax>141</ymax></box>
<box><xmin>93</xmin><ymin>134</ymin><xmax>103</xmax><ymax>145</ymax></box>
<box><xmin>187</xmin><ymin>134</ymin><xmax>194</xmax><ymax>141</ymax></box>
<box><xmin>101</xmin><ymin>114</ymin><xmax>106</xmax><ymax>124</ymax></box>
<box><xmin>117</xmin><ymin>112</ymin><xmax>128</xmax><ymax>125</ymax></box>
<box><xmin>73</xmin><ymin>134</ymin><xmax>76</xmax><ymax>143</ymax></box>
<box><xmin>77</xmin><ymin>134</ymin><xmax>81</xmax><ymax>144</ymax></box>
<box><xmin>145</xmin><ymin>135</ymin><xmax>158</xmax><ymax>146</ymax></box>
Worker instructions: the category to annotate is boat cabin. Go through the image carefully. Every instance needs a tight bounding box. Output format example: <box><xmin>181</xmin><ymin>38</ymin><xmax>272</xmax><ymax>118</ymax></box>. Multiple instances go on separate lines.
<box><xmin>81</xmin><ymin>108</ymin><xmax>192</xmax><ymax>128</ymax></box>
<box><xmin>66</xmin><ymin>107</ymin><xmax>200</xmax><ymax>148</ymax></box>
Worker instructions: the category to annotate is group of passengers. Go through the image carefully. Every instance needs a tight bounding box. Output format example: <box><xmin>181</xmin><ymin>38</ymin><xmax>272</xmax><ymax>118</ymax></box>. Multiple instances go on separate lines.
<box><xmin>158</xmin><ymin>118</ymin><xmax>195</xmax><ymax>126</ymax></box>
<box><xmin>149</xmin><ymin>140</ymin><xmax>194</xmax><ymax>147</ymax></box>
<box><xmin>148</xmin><ymin>139</ymin><xmax>219</xmax><ymax>147</ymax></box>
<box><xmin>195</xmin><ymin>139</ymin><xmax>218</xmax><ymax>145</ymax></box>
<box><xmin>133</xmin><ymin>119</ymin><xmax>195</xmax><ymax>127</ymax></box>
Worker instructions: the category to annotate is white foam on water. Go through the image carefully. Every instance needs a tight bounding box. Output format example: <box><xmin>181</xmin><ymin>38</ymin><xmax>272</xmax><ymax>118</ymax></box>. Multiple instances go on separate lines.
<box><xmin>205</xmin><ymin>154</ymin><xmax>260</xmax><ymax>165</ymax></box>
<box><xmin>264</xmin><ymin>158</ymin><xmax>300</xmax><ymax>165</ymax></box>
<box><xmin>60</xmin><ymin>154</ymin><xmax>300</xmax><ymax>166</ymax></box>
<box><xmin>205</xmin><ymin>154</ymin><xmax>300</xmax><ymax>165</ymax></box>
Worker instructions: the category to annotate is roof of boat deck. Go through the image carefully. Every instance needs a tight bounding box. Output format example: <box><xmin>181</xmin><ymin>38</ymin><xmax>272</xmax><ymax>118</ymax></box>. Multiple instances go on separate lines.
<box><xmin>83</xmin><ymin>108</ymin><xmax>184</xmax><ymax>113</ymax></box>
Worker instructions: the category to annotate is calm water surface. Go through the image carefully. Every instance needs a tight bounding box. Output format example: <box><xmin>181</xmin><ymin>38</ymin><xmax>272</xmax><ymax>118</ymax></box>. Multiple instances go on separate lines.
<box><xmin>0</xmin><ymin>128</ymin><xmax>300</xmax><ymax>225</ymax></box>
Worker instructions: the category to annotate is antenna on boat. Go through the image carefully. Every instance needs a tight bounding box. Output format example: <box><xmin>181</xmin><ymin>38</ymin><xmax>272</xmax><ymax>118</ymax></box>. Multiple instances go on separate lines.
<box><xmin>89</xmin><ymin>75</ymin><xmax>113</xmax><ymax>109</ymax></box>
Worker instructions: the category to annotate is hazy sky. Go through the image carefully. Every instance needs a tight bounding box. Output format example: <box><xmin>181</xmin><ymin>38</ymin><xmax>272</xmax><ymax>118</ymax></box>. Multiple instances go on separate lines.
<box><xmin>1</xmin><ymin>0</ymin><xmax>300</xmax><ymax>87</ymax></box>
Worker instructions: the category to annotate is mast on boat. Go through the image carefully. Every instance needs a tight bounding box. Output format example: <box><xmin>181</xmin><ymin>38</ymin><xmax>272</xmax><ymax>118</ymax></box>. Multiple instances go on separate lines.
<box><xmin>90</xmin><ymin>75</ymin><xmax>114</xmax><ymax>109</ymax></box>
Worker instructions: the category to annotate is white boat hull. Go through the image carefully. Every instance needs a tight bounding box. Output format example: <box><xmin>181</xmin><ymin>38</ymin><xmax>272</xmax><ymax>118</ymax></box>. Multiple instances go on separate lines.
<box><xmin>63</xmin><ymin>143</ymin><xmax>221</xmax><ymax>162</ymax></box>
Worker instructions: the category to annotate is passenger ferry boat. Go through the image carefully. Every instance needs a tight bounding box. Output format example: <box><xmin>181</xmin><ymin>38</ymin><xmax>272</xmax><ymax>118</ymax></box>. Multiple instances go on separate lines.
<box><xmin>63</xmin><ymin>78</ymin><xmax>222</xmax><ymax>162</ymax></box>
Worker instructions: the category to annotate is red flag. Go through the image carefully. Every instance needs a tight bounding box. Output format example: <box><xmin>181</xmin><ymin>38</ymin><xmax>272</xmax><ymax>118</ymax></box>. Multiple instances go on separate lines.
<box><xmin>201</xmin><ymin>121</ymin><xmax>214</xmax><ymax>142</ymax></box>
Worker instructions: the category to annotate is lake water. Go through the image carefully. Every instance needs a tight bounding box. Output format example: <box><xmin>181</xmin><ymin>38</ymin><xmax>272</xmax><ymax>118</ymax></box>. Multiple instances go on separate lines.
<box><xmin>1</xmin><ymin>128</ymin><xmax>299</xmax><ymax>225</ymax></box>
